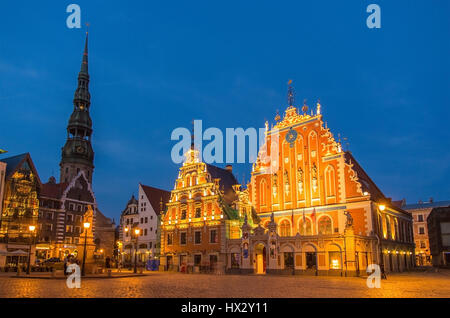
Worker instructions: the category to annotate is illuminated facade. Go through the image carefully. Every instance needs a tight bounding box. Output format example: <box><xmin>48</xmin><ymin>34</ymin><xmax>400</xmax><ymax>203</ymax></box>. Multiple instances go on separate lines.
<box><xmin>0</xmin><ymin>153</ymin><xmax>41</xmax><ymax>268</ymax></box>
<box><xmin>236</xmin><ymin>85</ymin><xmax>415</xmax><ymax>275</ymax></box>
<box><xmin>160</xmin><ymin>145</ymin><xmax>254</xmax><ymax>272</ymax></box>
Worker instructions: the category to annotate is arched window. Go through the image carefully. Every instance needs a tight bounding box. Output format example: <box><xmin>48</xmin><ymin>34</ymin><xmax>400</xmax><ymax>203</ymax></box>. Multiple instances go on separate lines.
<box><xmin>280</xmin><ymin>220</ymin><xmax>291</xmax><ymax>237</ymax></box>
<box><xmin>299</xmin><ymin>218</ymin><xmax>312</xmax><ymax>235</ymax></box>
<box><xmin>385</xmin><ymin>216</ymin><xmax>391</xmax><ymax>239</ymax></box>
<box><xmin>318</xmin><ymin>216</ymin><xmax>332</xmax><ymax>235</ymax></box>
<box><xmin>393</xmin><ymin>218</ymin><xmax>398</xmax><ymax>241</ymax></box>
<box><xmin>260</xmin><ymin>179</ymin><xmax>267</xmax><ymax>206</ymax></box>
<box><xmin>324</xmin><ymin>165</ymin><xmax>336</xmax><ymax>197</ymax></box>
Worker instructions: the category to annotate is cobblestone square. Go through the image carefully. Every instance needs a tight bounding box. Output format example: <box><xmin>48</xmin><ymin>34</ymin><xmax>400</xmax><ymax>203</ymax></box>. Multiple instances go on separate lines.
<box><xmin>0</xmin><ymin>270</ymin><xmax>449</xmax><ymax>298</ymax></box>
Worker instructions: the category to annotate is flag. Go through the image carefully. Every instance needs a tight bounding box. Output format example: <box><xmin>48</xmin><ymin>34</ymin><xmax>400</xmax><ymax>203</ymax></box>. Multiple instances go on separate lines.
<box><xmin>311</xmin><ymin>208</ymin><xmax>316</xmax><ymax>221</ymax></box>
<box><xmin>291</xmin><ymin>209</ymin><xmax>294</xmax><ymax>224</ymax></box>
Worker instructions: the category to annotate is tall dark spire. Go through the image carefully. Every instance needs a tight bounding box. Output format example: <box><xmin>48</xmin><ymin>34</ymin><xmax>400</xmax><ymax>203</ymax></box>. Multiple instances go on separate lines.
<box><xmin>73</xmin><ymin>31</ymin><xmax>91</xmax><ymax>111</ymax></box>
<box><xmin>60</xmin><ymin>32</ymin><xmax>95</xmax><ymax>184</ymax></box>
<box><xmin>80</xmin><ymin>31</ymin><xmax>88</xmax><ymax>74</ymax></box>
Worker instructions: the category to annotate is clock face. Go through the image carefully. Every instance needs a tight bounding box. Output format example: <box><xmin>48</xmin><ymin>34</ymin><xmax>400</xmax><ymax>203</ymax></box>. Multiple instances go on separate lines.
<box><xmin>76</xmin><ymin>146</ymin><xmax>85</xmax><ymax>154</ymax></box>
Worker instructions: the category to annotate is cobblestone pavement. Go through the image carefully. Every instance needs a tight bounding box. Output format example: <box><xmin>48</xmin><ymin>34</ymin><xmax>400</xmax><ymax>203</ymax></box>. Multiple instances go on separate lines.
<box><xmin>0</xmin><ymin>271</ymin><xmax>449</xmax><ymax>298</ymax></box>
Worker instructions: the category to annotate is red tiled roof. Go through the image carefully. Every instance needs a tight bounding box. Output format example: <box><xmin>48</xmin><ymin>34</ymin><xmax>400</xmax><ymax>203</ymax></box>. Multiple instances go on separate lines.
<box><xmin>40</xmin><ymin>182</ymin><xmax>68</xmax><ymax>199</ymax></box>
<box><xmin>140</xmin><ymin>184</ymin><xmax>171</xmax><ymax>215</ymax></box>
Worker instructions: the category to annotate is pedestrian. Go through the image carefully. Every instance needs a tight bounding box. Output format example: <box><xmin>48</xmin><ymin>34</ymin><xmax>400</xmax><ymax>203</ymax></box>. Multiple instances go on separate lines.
<box><xmin>117</xmin><ymin>260</ymin><xmax>122</xmax><ymax>273</ymax></box>
<box><xmin>63</xmin><ymin>257</ymin><xmax>68</xmax><ymax>276</ymax></box>
<box><xmin>381</xmin><ymin>264</ymin><xmax>387</xmax><ymax>280</ymax></box>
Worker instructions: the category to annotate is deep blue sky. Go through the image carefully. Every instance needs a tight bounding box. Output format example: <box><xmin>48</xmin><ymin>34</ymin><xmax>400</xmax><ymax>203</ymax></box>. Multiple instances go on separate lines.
<box><xmin>1</xmin><ymin>1</ymin><xmax>449</xmax><ymax>221</ymax></box>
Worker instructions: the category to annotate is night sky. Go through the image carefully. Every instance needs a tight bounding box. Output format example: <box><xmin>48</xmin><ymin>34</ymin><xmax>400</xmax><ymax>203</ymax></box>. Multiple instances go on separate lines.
<box><xmin>1</xmin><ymin>0</ymin><xmax>449</xmax><ymax>221</ymax></box>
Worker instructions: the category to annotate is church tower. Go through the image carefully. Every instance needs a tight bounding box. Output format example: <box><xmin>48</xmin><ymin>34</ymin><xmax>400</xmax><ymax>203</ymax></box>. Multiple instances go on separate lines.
<box><xmin>60</xmin><ymin>32</ymin><xmax>94</xmax><ymax>184</ymax></box>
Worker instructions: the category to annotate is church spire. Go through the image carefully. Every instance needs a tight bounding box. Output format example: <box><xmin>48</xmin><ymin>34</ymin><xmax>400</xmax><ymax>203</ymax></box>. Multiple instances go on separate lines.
<box><xmin>73</xmin><ymin>31</ymin><xmax>91</xmax><ymax>111</ymax></box>
<box><xmin>80</xmin><ymin>31</ymin><xmax>88</xmax><ymax>74</ymax></box>
<box><xmin>60</xmin><ymin>32</ymin><xmax>95</xmax><ymax>184</ymax></box>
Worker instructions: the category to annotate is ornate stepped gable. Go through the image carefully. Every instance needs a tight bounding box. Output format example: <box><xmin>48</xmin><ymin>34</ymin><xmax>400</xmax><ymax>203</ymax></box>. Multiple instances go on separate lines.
<box><xmin>0</xmin><ymin>153</ymin><xmax>41</xmax><ymax>240</ymax></box>
<box><xmin>162</xmin><ymin>145</ymin><xmax>255</xmax><ymax>240</ymax></box>
<box><xmin>248</xmin><ymin>83</ymin><xmax>413</xmax><ymax>240</ymax></box>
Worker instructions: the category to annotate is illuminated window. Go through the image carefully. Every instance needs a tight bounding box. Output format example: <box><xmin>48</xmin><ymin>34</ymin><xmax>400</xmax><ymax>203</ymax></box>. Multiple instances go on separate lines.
<box><xmin>195</xmin><ymin>208</ymin><xmax>201</xmax><ymax>218</ymax></box>
<box><xmin>329</xmin><ymin>252</ymin><xmax>341</xmax><ymax>269</ymax></box>
<box><xmin>280</xmin><ymin>220</ymin><xmax>291</xmax><ymax>237</ymax></box>
<box><xmin>181</xmin><ymin>210</ymin><xmax>187</xmax><ymax>220</ymax></box>
<box><xmin>299</xmin><ymin>218</ymin><xmax>312</xmax><ymax>235</ymax></box>
<box><xmin>180</xmin><ymin>232</ymin><xmax>187</xmax><ymax>245</ymax></box>
<box><xmin>167</xmin><ymin>233</ymin><xmax>173</xmax><ymax>245</ymax></box>
<box><xmin>318</xmin><ymin>216</ymin><xmax>332</xmax><ymax>235</ymax></box>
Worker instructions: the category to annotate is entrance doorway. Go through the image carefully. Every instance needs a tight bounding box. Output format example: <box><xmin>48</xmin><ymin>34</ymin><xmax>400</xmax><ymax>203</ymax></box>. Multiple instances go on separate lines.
<box><xmin>306</xmin><ymin>252</ymin><xmax>317</xmax><ymax>275</ymax></box>
<box><xmin>210</xmin><ymin>254</ymin><xmax>218</xmax><ymax>272</ymax></box>
<box><xmin>166</xmin><ymin>256</ymin><xmax>173</xmax><ymax>271</ymax></box>
<box><xmin>255</xmin><ymin>244</ymin><xmax>266</xmax><ymax>274</ymax></box>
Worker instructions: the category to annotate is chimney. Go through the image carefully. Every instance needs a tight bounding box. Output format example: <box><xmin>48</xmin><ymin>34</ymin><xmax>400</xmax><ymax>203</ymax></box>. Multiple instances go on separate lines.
<box><xmin>225</xmin><ymin>165</ymin><xmax>233</xmax><ymax>172</ymax></box>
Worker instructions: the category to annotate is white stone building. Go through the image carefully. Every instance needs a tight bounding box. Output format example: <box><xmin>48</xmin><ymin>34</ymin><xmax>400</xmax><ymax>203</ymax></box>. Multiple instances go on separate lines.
<box><xmin>119</xmin><ymin>184</ymin><xmax>170</xmax><ymax>265</ymax></box>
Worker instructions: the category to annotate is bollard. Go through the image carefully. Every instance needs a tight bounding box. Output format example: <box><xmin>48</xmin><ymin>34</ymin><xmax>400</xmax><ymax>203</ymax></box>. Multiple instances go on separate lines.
<box><xmin>108</xmin><ymin>269</ymin><xmax>112</xmax><ymax>277</ymax></box>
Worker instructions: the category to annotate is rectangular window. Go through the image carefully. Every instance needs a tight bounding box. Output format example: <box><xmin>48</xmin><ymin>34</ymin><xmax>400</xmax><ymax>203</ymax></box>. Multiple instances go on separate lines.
<box><xmin>46</xmin><ymin>212</ymin><xmax>53</xmax><ymax>220</ymax></box>
<box><xmin>141</xmin><ymin>218</ymin><xmax>144</xmax><ymax>224</ymax></box>
<box><xmin>419</xmin><ymin>227</ymin><xmax>425</xmax><ymax>235</ymax></box>
<box><xmin>418</xmin><ymin>215</ymin><xmax>424</xmax><ymax>222</ymax></box>
<box><xmin>66</xmin><ymin>225</ymin><xmax>73</xmax><ymax>233</ymax></box>
<box><xmin>167</xmin><ymin>233</ymin><xmax>173</xmax><ymax>245</ymax></box>
<box><xmin>329</xmin><ymin>252</ymin><xmax>341</xmax><ymax>269</ymax></box>
<box><xmin>210</xmin><ymin>229</ymin><xmax>218</xmax><ymax>243</ymax></box>
<box><xmin>144</xmin><ymin>229</ymin><xmax>148</xmax><ymax>235</ymax></box>
<box><xmin>180</xmin><ymin>232</ymin><xmax>187</xmax><ymax>245</ymax></box>
<box><xmin>181</xmin><ymin>210</ymin><xmax>187</xmax><ymax>220</ymax></box>
<box><xmin>45</xmin><ymin>224</ymin><xmax>53</xmax><ymax>231</ymax></box>
<box><xmin>195</xmin><ymin>208</ymin><xmax>201</xmax><ymax>218</ymax></box>
<box><xmin>441</xmin><ymin>222</ymin><xmax>450</xmax><ymax>246</ymax></box>
<box><xmin>67</xmin><ymin>214</ymin><xmax>73</xmax><ymax>222</ymax></box>
<box><xmin>420</xmin><ymin>241</ymin><xmax>426</xmax><ymax>248</ymax></box>
<box><xmin>75</xmin><ymin>226</ymin><xmax>81</xmax><ymax>234</ymax></box>
<box><xmin>145</xmin><ymin>217</ymin><xmax>148</xmax><ymax>223</ymax></box>
<box><xmin>194</xmin><ymin>231</ymin><xmax>201</xmax><ymax>244</ymax></box>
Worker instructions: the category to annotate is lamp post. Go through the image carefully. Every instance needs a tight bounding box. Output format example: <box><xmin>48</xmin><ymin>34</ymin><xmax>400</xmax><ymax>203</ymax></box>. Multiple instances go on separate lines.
<box><xmin>124</xmin><ymin>227</ymin><xmax>131</xmax><ymax>267</ymax></box>
<box><xmin>81</xmin><ymin>221</ymin><xmax>91</xmax><ymax>277</ymax></box>
<box><xmin>134</xmin><ymin>228</ymin><xmax>140</xmax><ymax>274</ymax></box>
<box><xmin>26</xmin><ymin>225</ymin><xmax>36</xmax><ymax>275</ymax></box>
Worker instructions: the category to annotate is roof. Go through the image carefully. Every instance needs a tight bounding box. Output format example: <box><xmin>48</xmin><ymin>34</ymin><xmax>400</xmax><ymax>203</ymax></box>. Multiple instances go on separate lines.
<box><xmin>427</xmin><ymin>206</ymin><xmax>450</xmax><ymax>221</ymax></box>
<box><xmin>40</xmin><ymin>182</ymin><xmax>68</xmax><ymax>199</ymax></box>
<box><xmin>122</xmin><ymin>194</ymin><xmax>139</xmax><ymax>215</ymax></box>
<box><xmin>140</xmin><ymin>184</ymin><xmax>171</xmax><ymax>215</ymax></box>
<box><xmin>403</xmin><ymin>200</ymin><xmax>450</xmax><ymax>211</ymax></box>
<box><xmin>206</xmin><ymin>164</ymin><xmax>238</xmax><ymax>193</ymax></box>
<box><xmin>344</xmin><ymin>152</ymin><xmax>385</xmax><ymax>201</ymax></box>
<box><xmin>0</xmin><ymin>153</ymin><xmax>42</xmax><ymax>186</ymax></box>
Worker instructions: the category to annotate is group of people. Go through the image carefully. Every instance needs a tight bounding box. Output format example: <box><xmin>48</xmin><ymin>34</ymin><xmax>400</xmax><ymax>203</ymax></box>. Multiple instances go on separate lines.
<box><xmin>63</xmin><ymin>255</ymin><xmax>80</xmax><ymax>275</ymax></box>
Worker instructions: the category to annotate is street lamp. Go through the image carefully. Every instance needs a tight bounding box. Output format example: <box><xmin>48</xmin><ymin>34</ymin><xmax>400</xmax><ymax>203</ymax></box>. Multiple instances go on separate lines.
<box><xmin>27</xmin><ymin>225</ymin><xmax>36</xmax><ymax>275</ymax></box>
<box><xmin>134</xmin><ymin>228</ymin><xmax>140</xmax><ymax>274</ymax></box>
<box><xmin>81</xmin><ymin>221</ymin><xmax>91</xmax><ymax>276</ymax></box>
